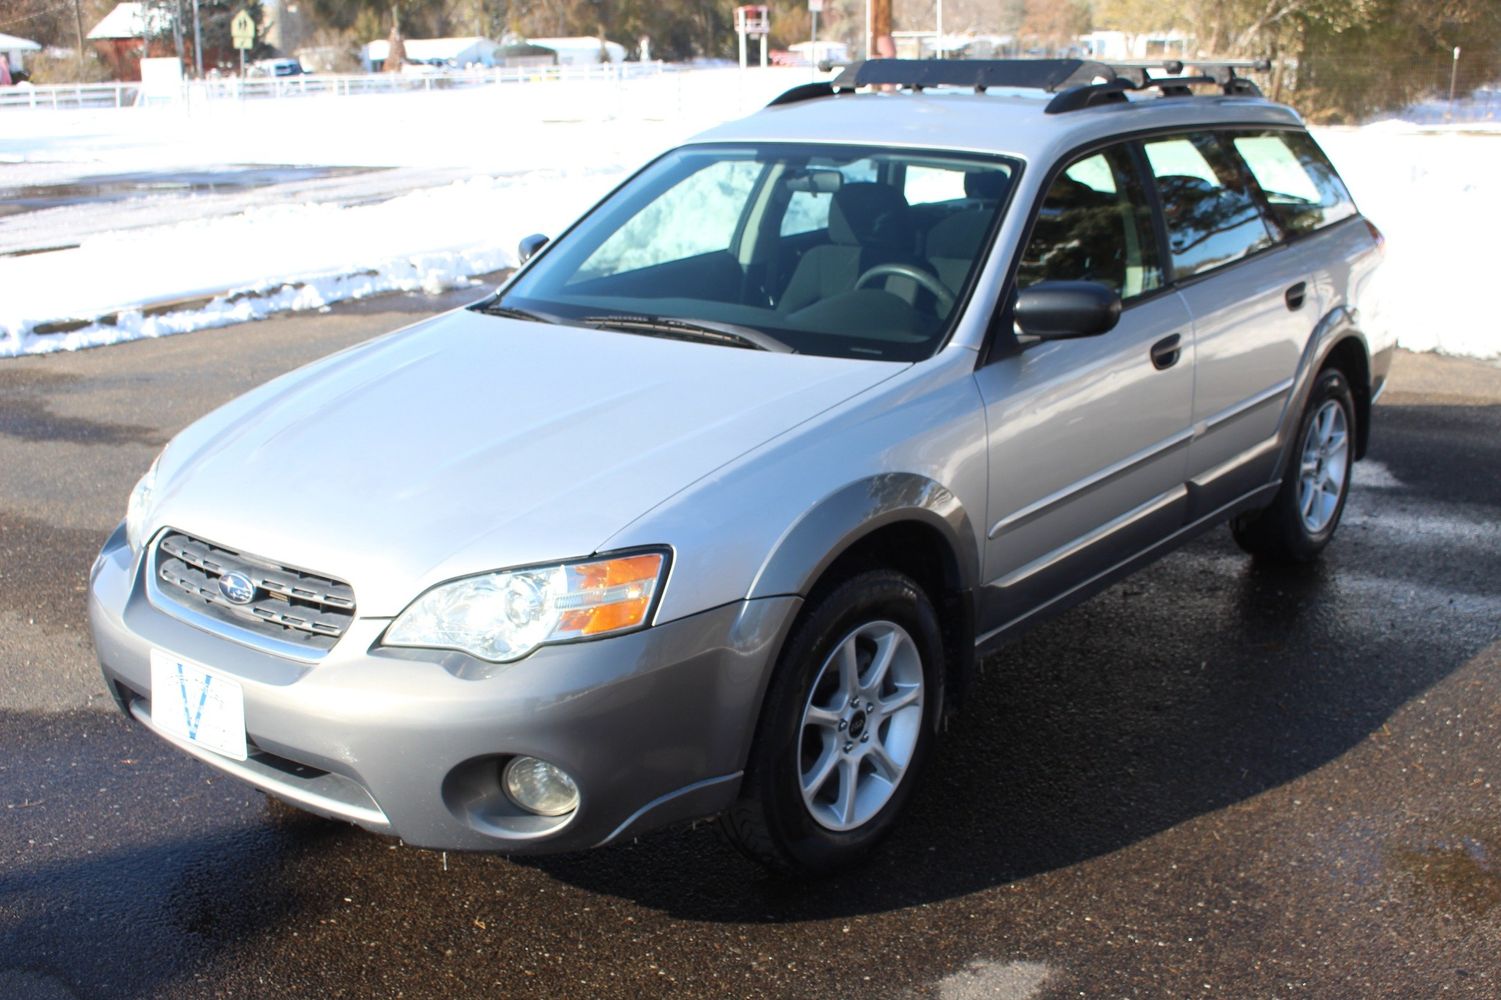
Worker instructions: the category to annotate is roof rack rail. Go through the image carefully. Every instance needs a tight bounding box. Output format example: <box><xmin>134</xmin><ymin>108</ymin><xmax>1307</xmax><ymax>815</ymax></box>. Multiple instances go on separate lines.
<box><xmin>766</xmin><ymin>58</ymin><xmax>1270</xmax><ymax>114</ymax></box>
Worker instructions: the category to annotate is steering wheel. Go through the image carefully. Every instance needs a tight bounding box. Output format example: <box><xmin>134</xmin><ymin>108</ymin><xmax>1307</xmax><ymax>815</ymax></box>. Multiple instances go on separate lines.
<box><xmin>854</xmin><ymin>263</ymin><xmax>956</xmax><ymax>315</ymax></box>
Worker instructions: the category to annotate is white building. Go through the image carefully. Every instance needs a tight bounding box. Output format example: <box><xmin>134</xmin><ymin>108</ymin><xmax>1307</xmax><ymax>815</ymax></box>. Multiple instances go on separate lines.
<box><xmin>362</xmin><ymin>36</ymin><xmax>501</xmax><ymax>72</ymax></box>
<box><xmin>527</xmin><ymin>36</ymin><xmax>626</xmax><ymax>66</ymax></box>
<box><xmin>786</xmin><ymin>40</ymin><xmax>849</xmax><ymax>67</ymax></box>
<box><xmin>0</xmin><ymin>32</ymin><xmax>41</xmax><ymax>73</ymax></box>
<box><xmin>1078</xmin><ymin>29</ymin><xmax>1191</xmax><ymax>62</ymax></box>
<box><xmin>890</xmin><ymin>32</ymin><xmax>979</xmax><ymax>60</ymax></box>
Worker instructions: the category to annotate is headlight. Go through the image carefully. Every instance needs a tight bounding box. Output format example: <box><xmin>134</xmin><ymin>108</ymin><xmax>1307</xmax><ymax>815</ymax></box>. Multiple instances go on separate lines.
<box><xmin>124</xmin><ymin>455</ymin><xmax>161</xmax><ymax>552</ymax></box>
<box><xmin>381</xmin><ymin>550</ymin><xmax>668</xmax><ymax>662</ymax></box>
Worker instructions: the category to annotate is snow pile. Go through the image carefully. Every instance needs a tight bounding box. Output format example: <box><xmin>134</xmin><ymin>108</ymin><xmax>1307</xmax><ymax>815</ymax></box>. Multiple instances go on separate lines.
<box><xmin>1315</xmin><ymin>125</ymin><xmax>1501</xmax><ymax>361</ymax></box>
<box><xmin>1</xmin><ymin>169</ymin><xmax>619</xmax><ymax>356</ymax></box>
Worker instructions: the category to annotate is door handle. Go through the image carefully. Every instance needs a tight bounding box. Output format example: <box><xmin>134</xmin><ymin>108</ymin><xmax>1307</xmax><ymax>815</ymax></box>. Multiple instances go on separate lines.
<box><xmin>1285</xmin><ymin>281</ymin><xmax>1307</xmax><ymax>311</ymax></box>
<box><xmin>1150</xmin><ymin>334</ymin><xmax>1182</xmax><ymax>371</ymax></box>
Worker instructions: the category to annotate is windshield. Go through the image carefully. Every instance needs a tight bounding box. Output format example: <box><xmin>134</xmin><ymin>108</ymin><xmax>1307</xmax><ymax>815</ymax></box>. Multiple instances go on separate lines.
<box><xmin>493</xmin><ymin>143</ymin><xmax>1019</xmax><ymax>361</ymax></box>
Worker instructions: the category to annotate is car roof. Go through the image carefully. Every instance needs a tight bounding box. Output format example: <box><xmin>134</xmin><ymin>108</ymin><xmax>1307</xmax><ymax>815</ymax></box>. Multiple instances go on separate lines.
<box><xmin>687</xmin><ymin>90</ymin><xmax>1304</xmax><ymax>165</ymax></box>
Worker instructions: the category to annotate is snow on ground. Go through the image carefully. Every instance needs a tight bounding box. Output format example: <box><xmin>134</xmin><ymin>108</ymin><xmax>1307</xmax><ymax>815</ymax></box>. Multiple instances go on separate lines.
<box><xmin>1</xmin><ymin>170</ymin><xmax>615</xmax><ymax>353</ymax></box>
<box><xmin>1314</xmin><ymin>123</ymin><xmax>1501</xmax><ymax>361</ymax></box>
<box><xmin>0</xmin><ymin>69</ymin><xmax>1498</xmax><ymax>360</ymax></box>
<box><xmin>1365</xmin><ymin>87</ymin><xmax>1501</xmax><ymax>127</ymax></box>
<box><xmin>0</xmin><ymin>68</ymin><xmax>813</xmax><ymax>357</ymax></box>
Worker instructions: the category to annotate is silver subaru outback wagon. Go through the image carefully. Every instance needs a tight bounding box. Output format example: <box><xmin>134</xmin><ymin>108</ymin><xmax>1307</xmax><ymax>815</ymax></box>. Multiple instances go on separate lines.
<box><xmin>89</xmin><ymin>59</ymin><xmax>1391</xmax><ymax>874</ymax></box>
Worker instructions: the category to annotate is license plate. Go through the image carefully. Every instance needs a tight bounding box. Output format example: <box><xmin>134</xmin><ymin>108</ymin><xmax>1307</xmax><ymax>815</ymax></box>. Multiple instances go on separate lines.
<box><xmin>149</xmin><ymin>649</ymin><xmax>248</xmax><ymax>761</ymax></box>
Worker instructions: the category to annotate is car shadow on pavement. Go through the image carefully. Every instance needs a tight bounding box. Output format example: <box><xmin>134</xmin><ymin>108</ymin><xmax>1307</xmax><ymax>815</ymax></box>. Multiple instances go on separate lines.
<box><xmin>522</xmin><ymin>510</ymin><xmax>1500</xmax><ymax>922</ymax></box>
<box><xmin>1369</xmin><ymin>403</ymin><xmax>1501</xmax><ymax>511</ymax></box>
<box><xmin>0</xmin><ymin>736</ymin><xmax>346</xmax><ymax>1000</ymax></box>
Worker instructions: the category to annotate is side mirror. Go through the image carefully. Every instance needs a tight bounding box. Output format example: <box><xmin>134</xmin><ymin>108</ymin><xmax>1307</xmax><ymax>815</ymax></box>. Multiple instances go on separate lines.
<box><xmin>517</xmin><ymin>233</ymin><xmax>549</xmax><ymax>264</ymax></box>
<box><xmin>1014</xmin><ymin>281</ymin><xmax>1122</xmax><ymax>339</ymax></box>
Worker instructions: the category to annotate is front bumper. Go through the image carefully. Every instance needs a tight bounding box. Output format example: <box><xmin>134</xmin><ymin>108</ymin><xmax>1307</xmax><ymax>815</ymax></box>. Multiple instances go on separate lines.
<box><xmin>88</xmin><ymin>524</ymin><xmax>799</xmax><ymax>853</ymax></box>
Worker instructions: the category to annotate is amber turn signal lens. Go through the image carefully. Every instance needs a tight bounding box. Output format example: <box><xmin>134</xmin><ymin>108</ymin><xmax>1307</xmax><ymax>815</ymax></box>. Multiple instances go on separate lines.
<box><xmin>556</xmin><ymin>553</ymin><xmax>664</xmax><ymax>637</ymax></box>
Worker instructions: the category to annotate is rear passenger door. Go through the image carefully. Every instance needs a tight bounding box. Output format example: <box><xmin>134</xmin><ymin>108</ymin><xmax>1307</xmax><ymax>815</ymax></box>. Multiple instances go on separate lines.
<box><xmin>1142</xmin><ymin>131</ymin><xmax>1313</xmax><ymax>517</ymax></box>
<box><xmin>974</xmin><ymin>143</ymin><xmax>1194</xmax><ymax>637</ymax></box>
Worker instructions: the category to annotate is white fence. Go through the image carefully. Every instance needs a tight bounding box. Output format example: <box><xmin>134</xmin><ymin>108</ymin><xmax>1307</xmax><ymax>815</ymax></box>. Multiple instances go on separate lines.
<box><xmin>0</xmin><ymin>61</ymin><xmax>667</xmax><ymax>111</ymax></box>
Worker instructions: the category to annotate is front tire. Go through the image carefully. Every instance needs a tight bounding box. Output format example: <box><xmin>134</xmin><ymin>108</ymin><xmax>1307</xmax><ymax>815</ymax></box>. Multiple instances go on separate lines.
<box><xmin>720</xmin><ymin>569</ymin><xmax>944</xmax><ymax>875</ymax></box>
<box><xmin>1232</xmin><ymin>367</ymin><xmax>1356</xmax><ymax>563</ymax></box>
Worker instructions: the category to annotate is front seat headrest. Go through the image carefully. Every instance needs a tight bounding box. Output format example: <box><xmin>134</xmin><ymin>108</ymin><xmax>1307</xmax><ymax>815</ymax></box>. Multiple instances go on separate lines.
<box><xmin>964</xmin><ymin>170</ymin><xmax>1012</xmax><ymax>201</ymax></box>
<box><xmin>829</xmin><ymin>182</ymin><xmax>913</xmax><ymax>250</ymax></box>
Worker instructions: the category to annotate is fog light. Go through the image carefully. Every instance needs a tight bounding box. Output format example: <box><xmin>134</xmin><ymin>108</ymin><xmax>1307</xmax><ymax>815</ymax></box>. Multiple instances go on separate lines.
<box><xmin>502</xmin><ymin>756</ymin><xmax>579</xmax><ymax>816</ymax></box>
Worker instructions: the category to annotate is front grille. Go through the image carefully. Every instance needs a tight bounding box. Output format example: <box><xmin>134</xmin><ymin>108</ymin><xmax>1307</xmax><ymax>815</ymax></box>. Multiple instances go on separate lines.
<box><xmin>153</xmin><ymin>531</ymin><xmax>356</xmax><ymax>652</ymax></box>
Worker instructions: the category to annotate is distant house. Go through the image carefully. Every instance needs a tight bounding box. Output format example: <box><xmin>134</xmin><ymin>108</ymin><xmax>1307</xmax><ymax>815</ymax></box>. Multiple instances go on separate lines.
<box><xmin>295</xmin><ymin>46</ymin><xmax>352</xmax><ymax>74</ymax></box>
<box><xmin>0</xmin><ymin>32</ymin><xmax>42</xmax><ymax>75</ymax></box>
<box><xmin>1078</xmin><ymin>29</ymin><xmax>1191</xmax><ymax>61</ymax></box>
<box><xmin>361</xmin><ymin>36</ymin><xmax>500</xmax><ymax>72</ymax></box>
<box><xmin>527</xmin><ymin>36</ymin><xmax>626</xmax><ymax>66</ymax></box>
<box><xmin>495</xmin><ymin>42</ymin><xmax>558</xmax><ymax>69</ymax></box>
<box><xmin>87</xmin><ymin>2</ymin><xmax>175</xmax><ymax>81</ymax></box>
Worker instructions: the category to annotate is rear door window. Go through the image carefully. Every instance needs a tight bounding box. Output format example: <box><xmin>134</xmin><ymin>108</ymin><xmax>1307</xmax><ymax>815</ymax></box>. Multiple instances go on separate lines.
<box><xmin>1231</xmin><ymin>130</ymin><xmax>1357</xmax><ymax>237</ymax></box>
<box><xmin>1143</xmin><ymin>133</ymin><xmax>1274</xmax><ymax>279</ymax></box>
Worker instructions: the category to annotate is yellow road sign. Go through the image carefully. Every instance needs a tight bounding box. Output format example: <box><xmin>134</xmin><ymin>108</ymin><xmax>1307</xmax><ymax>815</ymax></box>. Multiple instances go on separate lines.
<box><xmin>231</xmin><ymin>10</ymin><xmax>255</xmax><ymax>50</ymax></box>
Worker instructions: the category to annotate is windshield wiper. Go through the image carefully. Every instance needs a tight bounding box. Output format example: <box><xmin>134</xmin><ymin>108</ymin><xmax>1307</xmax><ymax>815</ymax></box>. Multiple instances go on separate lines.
<box><xmin>472</xmin><ymin>303</ymin><xmax>561</xmax><ymax>324</ymax></box>
<box><xmin>580</xmin><ymin>314</ymin><xmax>794</xmax><ymax>354</ymax></box>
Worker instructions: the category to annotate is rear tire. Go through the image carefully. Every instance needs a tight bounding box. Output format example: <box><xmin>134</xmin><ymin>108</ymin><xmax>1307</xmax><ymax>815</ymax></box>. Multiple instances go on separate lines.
<box><xmin>1232</xmin><ymin>367</ymin><xmax>1356</xmax><ymax>563</ymax></box>
<box><xmin>720</xmin><ymin>569</ymin><xmax>944</xmax><ymax>876</ymax></box>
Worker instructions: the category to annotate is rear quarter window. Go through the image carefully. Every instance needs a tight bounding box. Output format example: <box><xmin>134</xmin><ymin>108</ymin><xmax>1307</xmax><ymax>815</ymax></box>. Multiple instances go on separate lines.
<box><xmin>1232</xmin><ymin>130</ymin><xmax>1357</xmax><ymax>237</ymax></box>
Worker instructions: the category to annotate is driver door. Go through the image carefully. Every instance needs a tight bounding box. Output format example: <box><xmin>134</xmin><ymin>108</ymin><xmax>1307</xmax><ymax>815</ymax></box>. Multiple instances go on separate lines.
<box><xmin>973</xmin><ymin>142</ymin><xmax>1195</xmax><ymax>639</ymax></box>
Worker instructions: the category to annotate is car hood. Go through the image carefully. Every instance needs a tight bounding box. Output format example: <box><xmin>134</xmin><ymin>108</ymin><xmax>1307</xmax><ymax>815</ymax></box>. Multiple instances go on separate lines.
<box><xmin>148</xmin><ymin>309</ymin><xmax>905</xmax><ymax>617</ymax></box>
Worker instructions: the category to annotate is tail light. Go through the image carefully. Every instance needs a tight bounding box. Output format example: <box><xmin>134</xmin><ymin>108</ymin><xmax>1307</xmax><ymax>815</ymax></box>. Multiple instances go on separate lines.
<box><xmin>1365</xmin><ymin>218</ymin><xmax>1386</xmax><ymax>256</ymax></box>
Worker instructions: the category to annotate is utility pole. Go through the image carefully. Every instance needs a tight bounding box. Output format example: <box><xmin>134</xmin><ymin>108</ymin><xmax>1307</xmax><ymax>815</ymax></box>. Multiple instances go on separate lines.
<box><xmin>809</xmin><ymin>0</ymin><xmax>820</xmax><ymax>79</ymax></box>
<box><xmin>1448</xmin><ymin>46</ymin><xmax>1461</xmax><ymax>121</ymax></box>
<box><xmin>871</xmin><ymin>0</ymin><xmax>891</xmax><ymax>59</ymax></box>
<box><xmin>193</xmin><ymin>0</ymin><xmax>203</xmax><ymax>77</ymax></box>
<box><xmin>72</xmin><ymin>0</ymin><xmax>85</xmax><ymax>69</ymax></box>
<box><xmin>935</xmin><ymin>0</ymin><xmax>942</xmax><ymax>59</ymax></box>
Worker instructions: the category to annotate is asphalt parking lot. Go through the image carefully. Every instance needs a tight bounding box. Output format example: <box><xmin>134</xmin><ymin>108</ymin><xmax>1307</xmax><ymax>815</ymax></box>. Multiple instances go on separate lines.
<box><xmin>2</xmin><ymin>290</ymin><xmax>1499</xmax><ymax>999</ymax></box>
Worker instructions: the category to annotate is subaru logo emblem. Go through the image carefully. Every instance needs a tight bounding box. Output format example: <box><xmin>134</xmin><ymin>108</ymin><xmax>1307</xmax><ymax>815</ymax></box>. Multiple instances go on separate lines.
<box><xmin>218</xmin><ymin>571</ymin><xmax>256</xmax><ymax>605</ymax></box>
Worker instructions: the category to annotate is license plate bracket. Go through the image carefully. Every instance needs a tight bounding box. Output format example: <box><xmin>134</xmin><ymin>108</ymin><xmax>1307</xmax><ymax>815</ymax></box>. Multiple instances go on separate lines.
<box><xmin>149</xmin><ymin>649</ymin><xmax>248</xmax><ymax>761</ymax></box>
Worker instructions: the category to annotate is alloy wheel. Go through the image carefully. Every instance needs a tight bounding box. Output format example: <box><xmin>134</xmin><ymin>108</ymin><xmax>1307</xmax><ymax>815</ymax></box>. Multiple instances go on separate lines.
<box><xmin>797</xmin><ymin>620</ymin><xmax>925</xmax><ymax>832</ymax></box>
<box><xmin>1297</xmin><ymin>399</ymin><xmax>1350</xmax><ymax>533</ymax></box>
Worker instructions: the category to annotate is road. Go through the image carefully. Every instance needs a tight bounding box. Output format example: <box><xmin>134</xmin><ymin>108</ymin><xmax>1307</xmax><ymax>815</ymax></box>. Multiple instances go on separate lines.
<box><xmin>2</xmin><ymin>294</ymin><xmax>1499</xmax><ymax>999</ymax></box>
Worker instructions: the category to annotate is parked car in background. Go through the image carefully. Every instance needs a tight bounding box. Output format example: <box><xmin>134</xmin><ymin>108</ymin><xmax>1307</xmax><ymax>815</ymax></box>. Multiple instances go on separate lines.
<box><xmin>89</xmin><ymin>58</ymin><xmax>1390</xmax><ymax>875</ymax></box>
<box><xmin>249</xmin><ymin>57</ymin><xmax>304</xmax><ymax>78</ymax></box>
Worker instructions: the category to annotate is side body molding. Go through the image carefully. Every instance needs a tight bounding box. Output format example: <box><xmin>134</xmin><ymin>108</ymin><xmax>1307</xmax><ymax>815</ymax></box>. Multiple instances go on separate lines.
<box><xmin>1183</xmin><ymin>303</ymin><xmax>1363</xmax><ymax>522</ymax></box>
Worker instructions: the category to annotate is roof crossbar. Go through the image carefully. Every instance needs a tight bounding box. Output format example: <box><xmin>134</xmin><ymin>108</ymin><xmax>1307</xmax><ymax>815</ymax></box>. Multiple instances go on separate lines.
<box><xmin>766</xmin><ymin>58</ymin><xmax>1269</xmax><ymax>113</ymax></box>
<box><xmin>829</xmin><ymin>58</ymin><xmax>1114</xmax><ymax>94</ymax></box>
